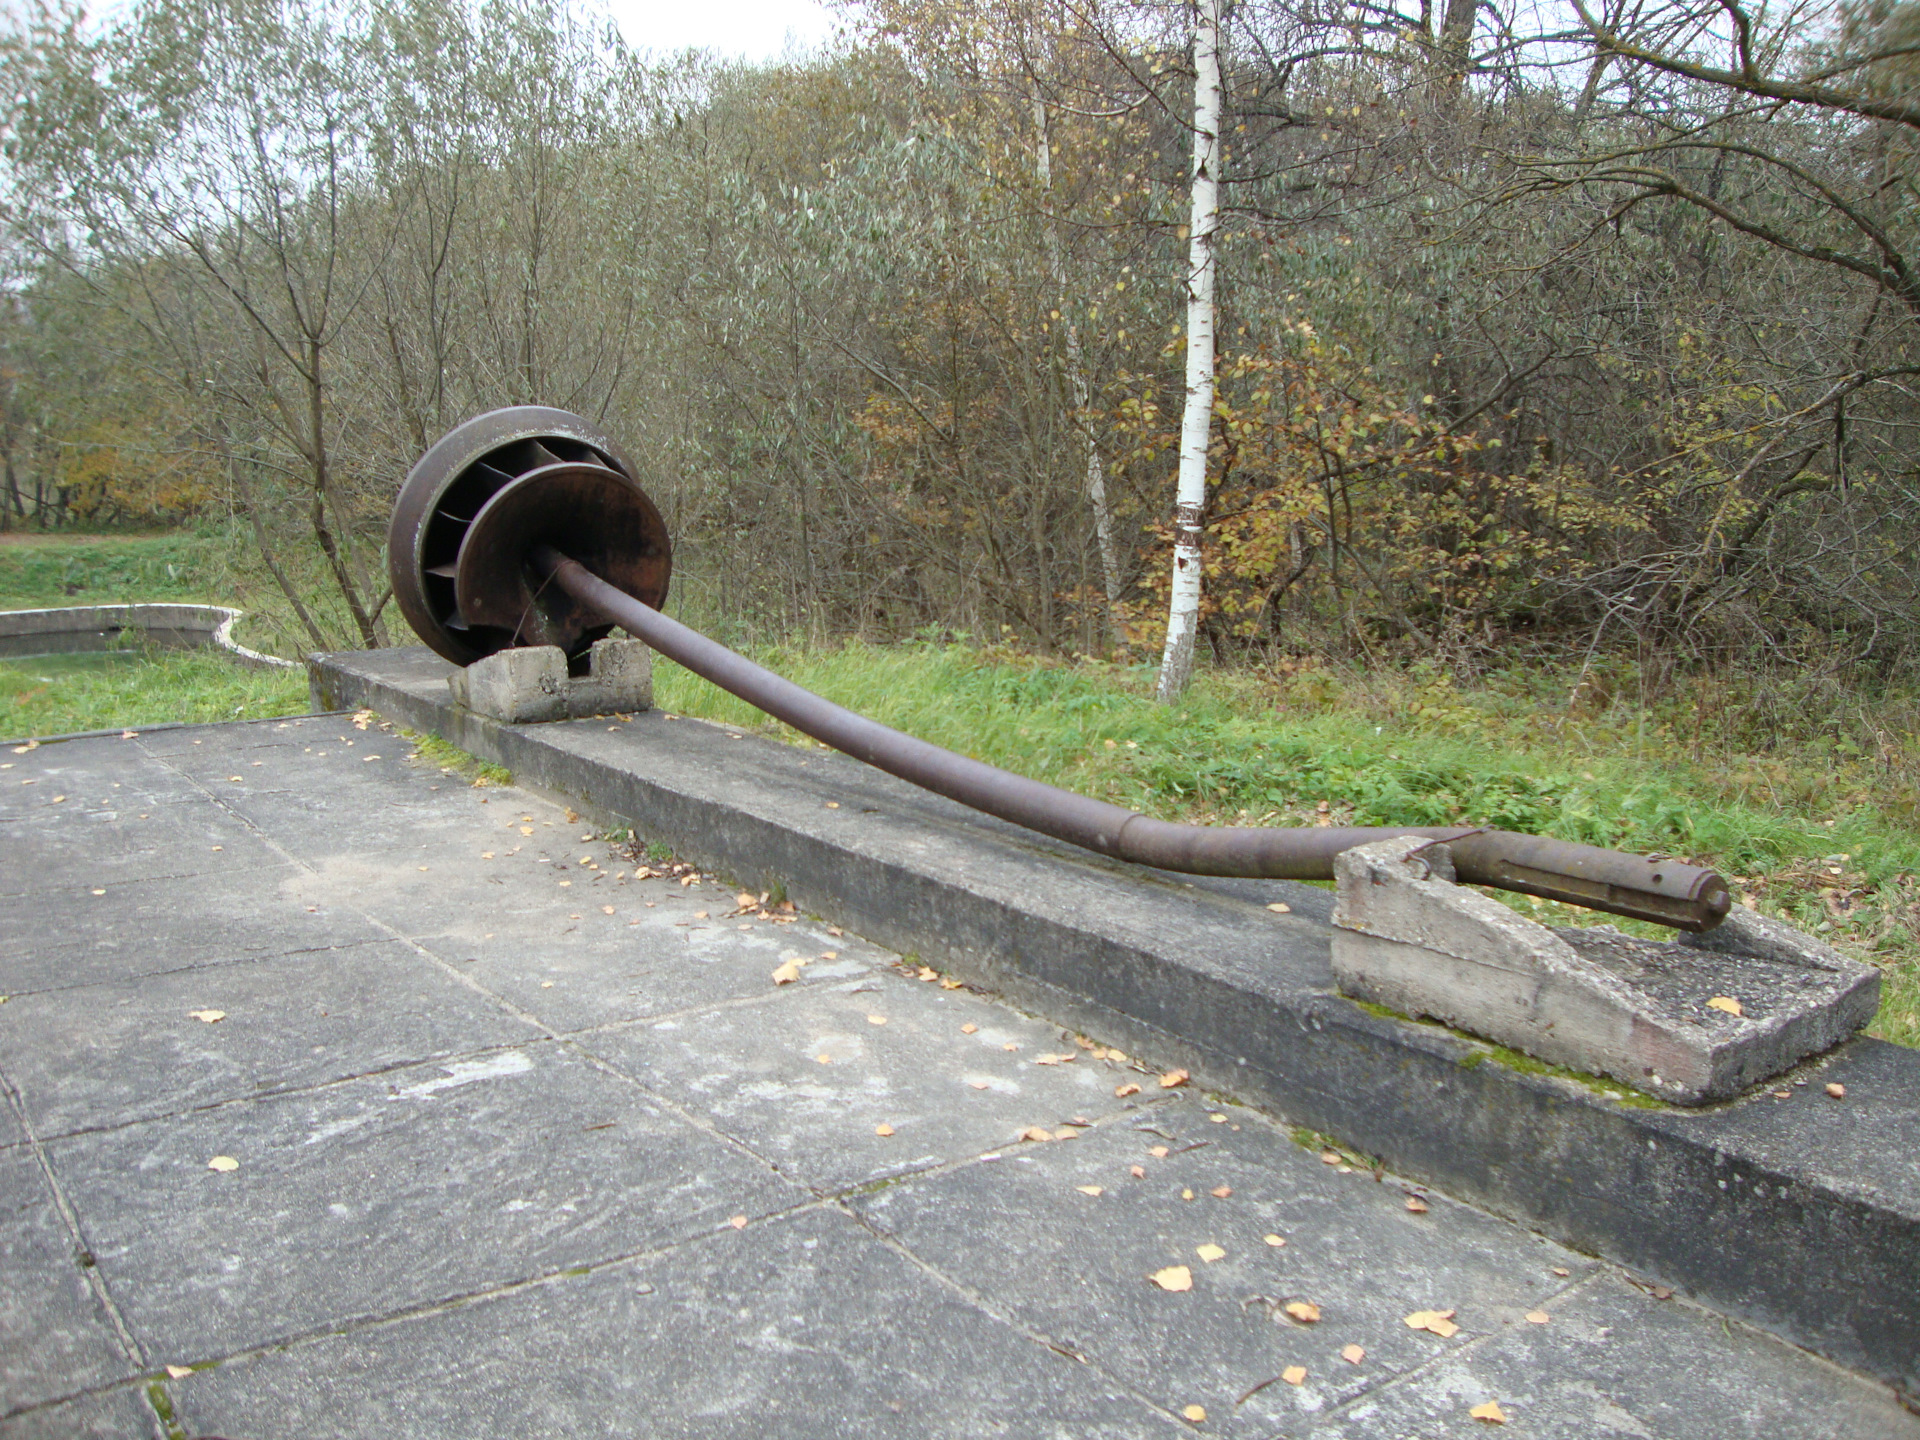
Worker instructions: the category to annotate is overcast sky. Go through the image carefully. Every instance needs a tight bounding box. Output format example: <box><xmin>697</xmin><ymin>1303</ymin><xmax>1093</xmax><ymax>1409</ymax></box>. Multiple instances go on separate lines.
<box><xmin>601</xmin><ymin>0</ymin><xmax>843</xmax><ymax>62</ymax></box>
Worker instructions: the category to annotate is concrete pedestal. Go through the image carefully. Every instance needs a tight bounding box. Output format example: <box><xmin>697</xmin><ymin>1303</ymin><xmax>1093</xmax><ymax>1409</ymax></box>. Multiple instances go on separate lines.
<box><xmin>446</xmin><ymin>639</ymin><xmax>651</xmax><ymax>723</ymax></box>
<box><xmin>1332</xmin><ymin>837</ymin><xmax>1880</xmax><ymax>1104</ymax></box>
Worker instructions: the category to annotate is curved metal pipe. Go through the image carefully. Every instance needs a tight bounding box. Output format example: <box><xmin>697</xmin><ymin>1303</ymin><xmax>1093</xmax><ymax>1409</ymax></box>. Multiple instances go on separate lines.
<box><xmin>532</xmin><ymin>545</ymin><xmax>1730</xmax><ymax>931</ymax></box>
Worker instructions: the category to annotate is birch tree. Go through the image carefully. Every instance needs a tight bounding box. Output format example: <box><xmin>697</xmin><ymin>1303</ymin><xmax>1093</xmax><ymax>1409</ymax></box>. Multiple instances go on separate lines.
<box><xmin>1156</xmin><ymin>0</ymin><xmax>1222</xmax><ymax>702</ymax></box>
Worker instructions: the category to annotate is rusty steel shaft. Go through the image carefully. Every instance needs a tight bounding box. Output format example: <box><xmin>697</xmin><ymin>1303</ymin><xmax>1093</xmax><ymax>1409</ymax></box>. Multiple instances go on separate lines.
<box><xmin>532</xmin><ymin>544</ymin><xmax>1731</xmax><ymax>932</ymax></box>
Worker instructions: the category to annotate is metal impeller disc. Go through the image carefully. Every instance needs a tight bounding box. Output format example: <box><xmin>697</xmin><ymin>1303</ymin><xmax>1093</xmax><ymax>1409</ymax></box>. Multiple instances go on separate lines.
<box><xmin>387</xmin><ymin>407</ymin><xmax>672</xmax><ymax>666</ymax></box>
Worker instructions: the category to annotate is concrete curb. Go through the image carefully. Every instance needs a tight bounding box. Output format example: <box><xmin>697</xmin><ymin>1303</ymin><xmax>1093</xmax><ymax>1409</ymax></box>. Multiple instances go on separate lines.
<box><xmin>313</xmin><ymin>646</ymin><xmax>1920</xmax><ymax>1399</ymax></box>
<box><xmin>0</xmin><ymin>603</ymin><xmax>298</xmax><ymax>671</ymax></box>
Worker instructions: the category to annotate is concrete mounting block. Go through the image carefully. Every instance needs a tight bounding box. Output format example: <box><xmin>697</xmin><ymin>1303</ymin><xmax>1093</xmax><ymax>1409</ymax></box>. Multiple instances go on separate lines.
<box><xmin>446</xmin><ymin>638</ymin><xmax>652</xmax><ymax>724</ymax></box>
<box><xmin>1331</xmin><ymin>837</ymin><xmax>1881</xmax><ymax>1104</ymax></box>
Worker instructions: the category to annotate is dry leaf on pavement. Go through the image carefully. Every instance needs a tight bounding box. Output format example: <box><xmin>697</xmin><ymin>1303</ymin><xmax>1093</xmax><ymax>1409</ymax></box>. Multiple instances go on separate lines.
<box><xmin>1263</xmin><ymin>1234</ymin><xmax>1286</xmax><ymax>1247</ymax></box>
<box><xmin>1282</xmin><ymin>1366</ymin><xmax>1306</xmax><ymax>1386</ymax></box>
<box><xmin>1151</xmin><ymin>1266</ymin><xmax>1193</xmax><ymax>1292</ymax></box>
<box><xmin>165</xmin><ymin>1364</ymin><xmax>193</xmax><ymax>1379</ymax></box>
<box><xmin>1406</xmin><ymin>1196</ymin><xmax>1430</xmax><ymax>1213</ymax></box>
<box><xmin>1706</xmin><ymin>996</ymin><xmax>1743</xmax><ymax>1016</ymax></box>
<box><xmin>207</xmin><ymin>1156</ymin><xmax>239</xmax><ymax>1172</ymax></box>
<box><xmin>188</xmin><ymin>1010</ymin><xmax>225</xmax><ymax>1024</ymax></box>
<box><xmin>1469</xmin><ymin>1401</ymin><xmax>1507</xmax><ymax>1424</ymax></box>
<box><xmin>1404</xmin><ymin>1309</ymin><xmax>1460</xmax><ymax>1337</ymax></box>
<box><xmin>1115</xmin><ymin>1083</ymin><xmax>1141</xmax><ymax>1098</ymax></box>
<box><xmin>960</xmin><ymin>1023</ymin><xmax>978</xmax><ymax>1034</ymax></box>
<box><xmin>1181</xmin><ymin>1405</ymin><xmax>1206</xmax><ymax>1423</ymax></box>
<box><xmin>1130</xmin><ymin>1165</ymin><xmax>1146</xmax><ymax>1178</ymax></box>
<box><xmin>1525</xmin><ymin>1311</ymin><xmax>1550</xmax><ymax>1324</ymax></box>
<box><xmin>874</xmin><ymin>1124</ymin><xmax>894</xmax><ymax>1137</ymax></box>
<box><xmin>1266</xmin><ymin>902</ymin><xmax>1291</xmax><ymax>913</ymax></box>
<box><xmin>1341</xmin><ymin>1344</ymin><xmax>1365</xmax><ymax>1364</ymax></box>
<box><xmin>771</xmin><ymin>960</ymin><xmax>803</xmax><ymax>985</ymax></box>
<box><xmin>1159</xmin><ymin>1069</ymin><xmax>1190</xmax><ymax>1088</ymax></box>
<box><xmin>1021</xmin><ymin>1127</ymin><xmax>1054</xmax><ymax>1143</ymax></box>
<box><xmin>729</xmin><ymin>1215</ymin><xmax>748</xmax><ymax>1229</ymax></box>
<box><xmin>1284</xmin><ymin>1301</ymin><xmax>1320</xmax><ymax>1324</ymax></box>
<box><xmin>1210</xmin><ymin>1185</ymin><xmax>1232</xmax><ymax>1199</ymax></box>
<box><xmin>1196</xmin><ymin>1244</ymin><xmax>1225</xmax><ymax>1263</ymax></box>
<box><xmin>1076</xmin><ymin>1185</ymin><xmax>1104</xmax><ymax>1197</ymax></box>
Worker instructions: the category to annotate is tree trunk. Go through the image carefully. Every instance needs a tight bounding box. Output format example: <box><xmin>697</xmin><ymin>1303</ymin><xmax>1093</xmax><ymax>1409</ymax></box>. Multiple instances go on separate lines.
<box><xmin>1155</xmin><ymin>0</ymin><xmax>1222</xmax><ymax>704</ymax></box>
<box><xmin>1029</xmin><ymin>82</ymin><xmax>1127</xmax><ymax>650</ymax></box>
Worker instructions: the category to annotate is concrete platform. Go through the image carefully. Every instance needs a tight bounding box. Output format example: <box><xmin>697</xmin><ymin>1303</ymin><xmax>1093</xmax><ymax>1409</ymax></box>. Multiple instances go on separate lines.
<box><xmin>311</xmin><ymin>645</ymin><xmax>1920</xmax><ymax>1401</ymax></box>
<box><xmin>5</xmin><ymin>715</ymin><xmax>1916</xmax><ymax>1436</ymax></box>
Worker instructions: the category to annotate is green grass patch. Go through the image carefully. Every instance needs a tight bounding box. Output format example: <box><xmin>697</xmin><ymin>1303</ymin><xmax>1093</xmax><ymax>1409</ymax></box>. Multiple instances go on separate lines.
<box><xmin>1</xmin><ymin>645</ymin><xmax>308</xmax><ymax>739</ymax></box>
<box><xmin>650</xmin><ymin>640</ymin><xmax>1920</xmax><ymax>1046</ymax></box>
<box><xmin>403</xmin><ymin>730</ymin><xmax>511</xmax><ymax>787</ymax></box>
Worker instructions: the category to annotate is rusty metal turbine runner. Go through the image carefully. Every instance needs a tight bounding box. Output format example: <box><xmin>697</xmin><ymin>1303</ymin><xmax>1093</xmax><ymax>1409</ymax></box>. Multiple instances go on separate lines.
<box><xmin>390</xmin><ymin>407</ymin><xmax>1732</xmax><ymax>933</ymax></box>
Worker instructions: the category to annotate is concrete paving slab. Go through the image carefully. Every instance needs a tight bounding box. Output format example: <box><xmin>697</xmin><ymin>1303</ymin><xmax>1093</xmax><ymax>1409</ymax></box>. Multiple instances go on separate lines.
<box><xmin>582</xmin><ymin>970</ymin><xmax>1146</xmax><ymax>1193</ymax></box>
<box><xmin>166</xmin><ymin>1207</ymin><xmax>1182</xmax><ymax>1440</ymax></box>
<box><xmin>0</xmin><ymin>739</ymin><xmax>203</xmax><ymax>819</ymax></box>
<box><xmin>0</xmin><ymin>939</ymin><xmax>538</xmax><ymax>1138</ymax></box>
<box><xmin>406</xmin><ymin>897</ymin><xmax>895</xmax><ymax>1036</ymax></box>
<box><xmin>130</xmin><ymin>712</ymin><xmax>341</xmax><ymax>757</ymax></box>
<box><xmin>7</xmin><ymin>711</ymin><xmax>1916</xmax><ymax>1437</ymax></box>
<box><xmin>0</xmin><ymin>863</ymin><xmax>385</xmax><ymax>995</ymax></box>
<box><xmin>50</xmin><ymin>1039</ymin><xmax>806</xmax><ymax>1360</ymax></box>
<box><xmin>0</xmin><ymin>795</ymin><xmax>289</xmax><ymax>899</ymax></box>
<box><xmin>0</xmin><ymin>1147</ymin><xmax>136</xmax><ymax>1411</ymax></box>
<box><xmin>852</xmin><ymin>1093</ymin><xmax>1602</xmax><ymax>1435</ymax></box>
<box><xmin>1293</xmin><ymin>1268</ymin><xmax>1918</xmax><ymax>1439</ymax></box>
<box><xmin>0</xmin><ymin>1383</ymin><xmax>154</xmax><ymax>1440</ymax></box>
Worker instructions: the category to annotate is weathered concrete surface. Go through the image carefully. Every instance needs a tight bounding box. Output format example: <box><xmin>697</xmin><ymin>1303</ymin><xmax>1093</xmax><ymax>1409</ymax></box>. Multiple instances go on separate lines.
<box><xmin>1330</xmin><ymin>838</ymin><xmax>1880</xmax><ymax>1103</ymax></box>
<box><xmin>4</xmin><ymin>718</ymin><xmax>1915</xmax><ymax>1436</ymax></box>
<box><xmin>310</xmin><ymin>644</ymin><xmax>1920</xmax><ymax>1399</ymax></box>
<box><xmin>446</xmin><ymin>636</ymin><xmax>652</xmax><ymax>723</ymax></box>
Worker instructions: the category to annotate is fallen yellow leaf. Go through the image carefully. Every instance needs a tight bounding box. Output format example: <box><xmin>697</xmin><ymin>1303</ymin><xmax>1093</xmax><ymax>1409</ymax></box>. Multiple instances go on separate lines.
<box><xmin>1181</xmin><ymin>1188</ymin><xmax>1195</xmax><ymax>1201</ymax></box>
<box><xmin>1149</xmin><ymin>1145</ymin><xmax>1170</xmax><ymax>1158</ymax></box>
<box><xmin>1115</xmin><ymin>1082</ymin><xmax>1141</xmax><ymax>1098</ymax></box>
<box><xmin>1341</xmin><ymin>1344</ymin><xmax>1365</xmax><ymax>1364</ymax></box>
<box><xmin>1282</xmin><ymin>1366</ymin><xmax>1306</xmax><ymax>1386</ymax></box>
<box><xmin>1151</xmin><ymin>1265</ymin><xmax>1193</xmax><ymax>1292</ymax></box>
<box><xmin>1211</xmin><ymin>1185</ymin><xmax>1232</xmax><ymax>1199</ymax></box>
<box><xmin>867</xmin><ymin>1014</ymin><xmax>887</xmax><ymax>1025</ymax></box>
<box><xmin>969</xmin><ymin>1080</ymin><xmax>990</xmax><ymax>1090</ymax></box>
<box><xmin>960</xmin><ymin>1023</ymin><xmax>978</xmax><ymax>1034</ymax></box>
<box><xmin>1525</xmin><ymin>1310</ymin><xmax>1550</xmax><ymax>1324</ymax></box>
<box><xmin>1130</xmin><ymin>1165</ymin><xmax>1146</xmax><ymax>1178</ymax></box>
<box><xmin>164</xmin><ymin>1364</ymin><xmax>193</xmax><ymax>1379</ymax></box>
<box><xmin>1470</xmin><ymin>1400</ymin><xmax>1507</xmax><ymax>1424</ymax></box>
<box><xmin>1022</xmin><ymin>1127</ymin><xmax>1053</xmax><ymax>1143</ymax></box>
<box><xmin>1196</xmin><ymin>1243</ymin><xmax>1225</xmax><ymax>1263</ymax></box>
<box><xmin>1827</xmin><ymin>1082</ymin><xmax>1847</xmax><ymax>1098</ymax></box>
<box><xmin>601</xmin><ymin>905</ymin><xmax>615</xmax><ymax>915</ymax></box>
<box><xmin>729</xmin><ymin>1215</ymin><xmax>748</xmax><ymax>1229</ymax></box>
<box><xmin>736</xmin><ymin>891</ymin><xmax>756</xmax><ymax>909</ymax></box>
<box><xmin>1263</xmin><ymin>1233</ymin><xmax>1286</xmax><ymax>1247</ymax></box>
<box><xmin>207</xmin><ymin>1156</ymin><xmax>238</xmax><ymax>1172</ymax></box>
<box><xmin>1406</xmin><ymin>1196</ymin><xmax>1430</xmax><ymax>1213</ymax></box>
<box><xmin>1284</xmin><ymin>1301</ymin><xmax>1320</xmax><ymax>1323</ymax></box>
<box><xmin>1320</xmin><ymin>1150</ymin><xmax>1341</xmax><ymax>1165</ymax></box>
<box><xmin>874</xmin><ymin>1123</ymin><xmax>894</xmax><ymax>1137</ymax></box>
<box><xmin>1266</xmin><ymin>902</ymin><xmax>1291</xmax><ymax>913</ymax></box>
<box><xmin>188</xmin><ymin>1009</ymin><xmax>225</xmax><ymax>1024</ymax></box>
<box><xmin>770</xmin><ymin>960</ymin><xmax>802</xmax><ymax>985</ymax></box>
<box><xmin>1053</xmin><ymin>1127</ymin><xmax>1080</xmax><ymax>1140</ymax></box>
<box><xmin>1076</xmin><ymin>1185</ymin><xmax>1104</xmax><ymax>1197</ymax></box>
<box><xmin>1159</xmin><ymin>1068</ymin><xmax>1190</xmax><ymax>1088</ymax></box>
<box><xmin>816</xmin><ymin>1053</ymin><xmax>831</xmax><ymax>1064</ymax></box>
<box><xmin>1707</xmin><ymin>996</ymin><xmax>1743</xmax><ymax>1016</ymax></box>
<box><xmin>1181</xmin><ymin>1404</ymin><xmax>1206</xmax><ymax>1423</ymax></box>
<box><xmin>1404</xmin><ymin>1309</ymin><xmax>1460</xmax><ymax>1337</ymax></box>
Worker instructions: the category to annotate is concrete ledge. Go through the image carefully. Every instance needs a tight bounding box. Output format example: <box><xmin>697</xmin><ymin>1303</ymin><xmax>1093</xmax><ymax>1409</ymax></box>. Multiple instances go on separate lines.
<box><xmin>0</xmin><ymin>603</ymin><xmax>297</xmax><ymax>670</ymax></box>
<box><xmin>311</xmin><ymin>645</ymin><xmax>1920</xmax><ymax>1399</ymax></box>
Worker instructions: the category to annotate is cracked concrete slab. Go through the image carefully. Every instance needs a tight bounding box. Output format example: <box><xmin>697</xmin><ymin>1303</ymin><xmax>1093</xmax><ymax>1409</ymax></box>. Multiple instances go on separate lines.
<box><xmin>3</xmin><ymin>720</ymin><xmax>1914</xmax><ymax>1437</ymax></box>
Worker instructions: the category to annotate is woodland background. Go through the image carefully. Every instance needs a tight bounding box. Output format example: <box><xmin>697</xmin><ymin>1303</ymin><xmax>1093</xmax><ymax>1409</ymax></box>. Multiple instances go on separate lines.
<box><xmin>0</xmin><ymin>0</ymin><xmax>1914</xmax><ymax>707</ymax></box>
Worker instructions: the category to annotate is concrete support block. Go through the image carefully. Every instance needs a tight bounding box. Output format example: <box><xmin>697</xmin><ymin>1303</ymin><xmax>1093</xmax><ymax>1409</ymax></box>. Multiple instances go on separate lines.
<box><xmin>447</xmin><ymin>639</ymin><xmax>651</xmax><ymax>724</ymax></box>
<box><xmin>1332</xmin><ymin>838</ymin><xmax>1879</xmax><ymax>1104</ymax></box>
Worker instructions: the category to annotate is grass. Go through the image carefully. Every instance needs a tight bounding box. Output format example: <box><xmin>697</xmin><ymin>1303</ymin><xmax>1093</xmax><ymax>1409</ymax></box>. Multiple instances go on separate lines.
<box><xmin>651</xmin><ymin>640</ymin><xmax>1920</xmax><ymax>1047</ymax></box>
<box><xmin>0</xmin><ymin>644</ymin><xmax>309</xmax><ymax>739</ymax></box>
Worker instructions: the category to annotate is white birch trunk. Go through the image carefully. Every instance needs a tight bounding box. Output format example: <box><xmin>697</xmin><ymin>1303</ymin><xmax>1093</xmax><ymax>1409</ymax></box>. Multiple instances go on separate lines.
<box><xmin>1029</xmin><ymin>83</ymin><xmax>1128</xmax><ymax>651</ymax></box>
<box><xmin>1155</xmin><ymin>0</ymin><xmax>1222</xmax><ymax>703</ymax></box>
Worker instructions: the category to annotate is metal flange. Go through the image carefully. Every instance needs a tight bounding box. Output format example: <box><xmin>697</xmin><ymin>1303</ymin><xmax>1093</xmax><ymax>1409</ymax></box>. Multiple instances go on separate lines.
<box><xmin>387</xmin><ymin>406</ymin><xmax>671</xmax><ymax>666</ymax></box>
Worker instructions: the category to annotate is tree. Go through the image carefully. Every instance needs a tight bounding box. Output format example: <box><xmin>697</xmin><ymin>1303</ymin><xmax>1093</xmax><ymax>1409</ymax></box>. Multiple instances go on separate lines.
<box><xmin>1156</xmin><ymin>0</ymin><xmax>1223</xmax><ymax>700</ymax></box>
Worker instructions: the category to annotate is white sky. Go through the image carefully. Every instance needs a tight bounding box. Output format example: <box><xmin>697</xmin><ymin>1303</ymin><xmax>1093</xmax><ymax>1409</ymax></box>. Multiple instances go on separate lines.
<box><xmin>600</xmin><ymin>0</ymin><xmax>844</xmax><ymax>63</ymax></box>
